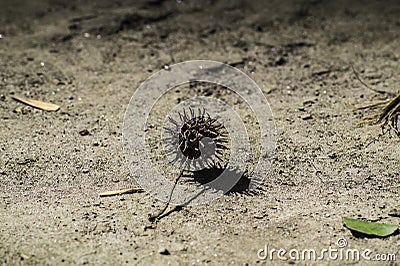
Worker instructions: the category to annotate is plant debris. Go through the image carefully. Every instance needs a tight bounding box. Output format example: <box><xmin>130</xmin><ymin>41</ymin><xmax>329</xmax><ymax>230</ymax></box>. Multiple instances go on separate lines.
<box><xmin>343</xmin><ymin>217</ymin><xmax>398</xmax><ymax>237</ymax></box>
<box><xmin>363</xmin><ymin>94</ymin><xmax>400</xmax><ymax>136</ymax></box>
<box><xmin>12</xmin><ymin>96</ymin><xmax>60</xmax><ymax>111</ymax></box>
<box><xmin>99</xmin><ymin>187</ymin><xmax>144</xmax><ymax>197</ymax></box>
<box><xmin>351</xmin><ymin>65</ymin><xmax>396</xmax><ymax>96</ymax></box>
<box><xmin>352</xmin><ymin>65</ymin><xmax>400</xmax><ymax>136</ymax></box>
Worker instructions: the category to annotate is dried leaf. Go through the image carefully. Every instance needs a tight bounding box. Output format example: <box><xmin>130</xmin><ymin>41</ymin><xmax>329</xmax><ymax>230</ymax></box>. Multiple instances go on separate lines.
<box><xmin>12</xmin><ymin>96</ymin><xmax>60</xmax><ymax>111</ymax></box>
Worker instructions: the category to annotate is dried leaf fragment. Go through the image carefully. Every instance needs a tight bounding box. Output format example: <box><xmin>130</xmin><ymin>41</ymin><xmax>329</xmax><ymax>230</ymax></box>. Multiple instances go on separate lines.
<box><xmin>12</xmin><ymin>96</ymin><xmax>60</xmax><ymax>111</ymax></box>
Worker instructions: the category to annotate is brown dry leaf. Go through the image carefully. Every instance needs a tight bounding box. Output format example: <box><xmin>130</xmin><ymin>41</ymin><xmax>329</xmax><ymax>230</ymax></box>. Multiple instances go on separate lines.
<box><xmin>12</xmin><ymin>96</ymin><xmax>60</xmax><ymax>111</ymax></box>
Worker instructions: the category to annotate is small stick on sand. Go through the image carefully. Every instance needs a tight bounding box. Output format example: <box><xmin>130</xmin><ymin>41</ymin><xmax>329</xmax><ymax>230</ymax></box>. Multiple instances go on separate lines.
<box><xmin>351</xmin><ymin>64</ymin><xmax>396</xmax><ymax>96</ymax></box>
<box><xmin>99</xmin><ymin>188</ymin><xmax>144</xmax><ymax>197</ymax></box>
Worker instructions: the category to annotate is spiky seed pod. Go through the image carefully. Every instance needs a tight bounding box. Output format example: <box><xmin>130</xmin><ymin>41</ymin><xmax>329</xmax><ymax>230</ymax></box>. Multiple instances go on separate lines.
<box><xmin>164</xmin><ymin>108</ymin><xmax>229</xmax><ymax>169</ymax></box>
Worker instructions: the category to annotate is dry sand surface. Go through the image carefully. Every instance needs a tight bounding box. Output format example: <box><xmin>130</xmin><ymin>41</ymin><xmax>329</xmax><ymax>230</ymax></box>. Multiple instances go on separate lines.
<box><xmin>0</xmin><ymin>0</ymin><xmax>399</xmax><ymax>265</ymax></box>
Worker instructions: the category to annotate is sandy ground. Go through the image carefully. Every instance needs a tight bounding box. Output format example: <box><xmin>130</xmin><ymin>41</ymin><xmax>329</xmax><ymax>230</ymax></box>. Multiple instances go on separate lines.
<box><xmin>0</xmin><ymin>0</ymin><xmax>399</xmax><ymax>265</ymax></box>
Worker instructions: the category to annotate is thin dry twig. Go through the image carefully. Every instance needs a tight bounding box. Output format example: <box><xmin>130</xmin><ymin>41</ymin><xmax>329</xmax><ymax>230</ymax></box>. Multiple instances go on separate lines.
<box><xmin>352</xmin><ymin>64</ymin><xmax>400</xmax><ymax>136</ymax></box>
<box><xmin>148</xmin><ymin>170</ymin><xmax>184</xmax><ymax>222</ymax></box>
<box><xmin>99</xmin><ymin>187</ymin><xmax>144</xmax><ymax>197</ymax></box>
<box><xmin>351</xmin><ymin>65</ymin><xmax>396</xmax><ymax>96</ymax></box>
<box><xmin>354</xmin><ymin>99</ymin><xmax>391</xmax><ymax>110</ymax></box>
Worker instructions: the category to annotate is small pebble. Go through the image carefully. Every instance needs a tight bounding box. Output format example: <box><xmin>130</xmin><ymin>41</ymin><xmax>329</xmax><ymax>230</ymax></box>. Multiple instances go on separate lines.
<box><xmin>82</xmin><ymin>169</ymin><xmax>89</xmax><ymax>174</ymax></box>
<box><xmin>79</xmin><ymin>129</ymin><xmax>90</xmax><ymax>136</ymax></box>
<box><xmin>388</xmin><ymin>209</ymin><xmax>400</xmax><ymax>217</ymax></box>
<box><xmin>301</xmin><ymin>114</ymin><xmax>313</xmax><ymax>120</ymax></box>
<box><xmin>158</xmin><ymin>247</ymin><xmax>170</xmax><ymax>255</ymax></box>
<box><xmin>275</xmin><ymin>56</ymin><xmax>286</xmax><ymax>66</ymax></box>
